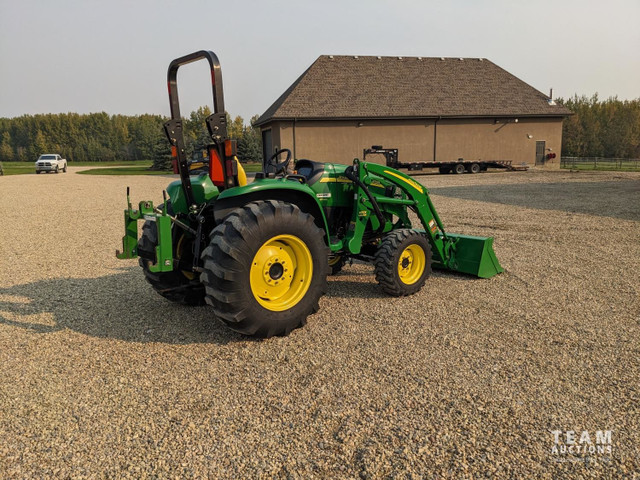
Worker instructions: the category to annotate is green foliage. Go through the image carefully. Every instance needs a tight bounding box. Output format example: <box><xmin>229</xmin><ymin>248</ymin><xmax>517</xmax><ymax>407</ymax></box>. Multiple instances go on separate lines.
<box><xmin>0</xmin><ymin>108</ymin><xmax>263</xmax><ymax>169</ymax></box>
<box><xmin>559</xmin><ymin>95</ymin><xmax>640</xmax><ymax>158</ymax></box>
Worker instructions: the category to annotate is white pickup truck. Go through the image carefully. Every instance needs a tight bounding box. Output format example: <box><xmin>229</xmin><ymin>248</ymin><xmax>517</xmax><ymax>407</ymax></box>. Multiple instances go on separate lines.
<box><xmin>35</xmin><ymin>154</ymin><xmax>67</xmax><ymax>174</ymax></box>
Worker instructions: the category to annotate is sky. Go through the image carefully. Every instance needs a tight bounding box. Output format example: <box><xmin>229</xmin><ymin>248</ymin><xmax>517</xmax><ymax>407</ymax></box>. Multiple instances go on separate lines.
<box><xmin>1</xmin><ymin>0</ymin><xmax>638</xmax><ymax>122</ymax></box>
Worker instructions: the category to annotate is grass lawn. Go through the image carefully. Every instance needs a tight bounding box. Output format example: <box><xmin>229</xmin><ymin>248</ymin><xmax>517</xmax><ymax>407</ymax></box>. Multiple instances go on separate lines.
<box><xmin>2</xmin><ymin>160</ymin><xmax>264</xmax><ymax>176</ymax></box>
<box><xmin>242</xmin><ymin>162</ymin><xmax>263</xmax><ymax>172</ymax></box>
<box><xmin>0</xmin><ymin>161</ymin><xmax>155</xmax><ymax>176</ymax></box>
<box><xmin>77</xmin><ymin>166</ymin><xmax>171</xmax><ymax>176</ymax></box>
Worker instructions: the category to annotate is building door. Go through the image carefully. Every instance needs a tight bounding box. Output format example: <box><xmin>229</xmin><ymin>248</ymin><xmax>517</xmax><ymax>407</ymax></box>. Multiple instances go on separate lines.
<box><xmin>262</xmin><ymin>129</ymin><xmax>273</xmax><ymax>164</ymax></box>
<box><xmin>535</xmin><ymin>141</ymin><xmax>546</xmax><ymax>165</ymax></box>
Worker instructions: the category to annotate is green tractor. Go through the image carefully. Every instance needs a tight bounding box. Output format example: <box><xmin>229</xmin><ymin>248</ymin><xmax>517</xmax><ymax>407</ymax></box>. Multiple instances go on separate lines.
<box><xmin>116</xmin><ymin>50</ymin><xmax>503</xmax><ymax>337</ymax></box>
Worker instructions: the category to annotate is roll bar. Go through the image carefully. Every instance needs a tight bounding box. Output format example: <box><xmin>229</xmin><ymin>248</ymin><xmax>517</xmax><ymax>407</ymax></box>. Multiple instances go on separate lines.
<box><xmin>163</xmin><ymin>50</ymin><xmax>228</xmax><ymax>208</ymax></box>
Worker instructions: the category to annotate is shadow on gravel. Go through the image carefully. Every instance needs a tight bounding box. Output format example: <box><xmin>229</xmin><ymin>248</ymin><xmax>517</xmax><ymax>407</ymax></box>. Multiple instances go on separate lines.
<box><xmin>430</xmin><ymin>180</ymin><xmax>640</xmax><ymax>221</ymax></box>
<box><xmin>0</xmin><ymin>266</ymin><xmax>432</xmax><ymax>342</ymax></box>
<box><xmin>0</xmin><ymin>268</ymin><xmax>246</xmax><ymax>345</ymax></box>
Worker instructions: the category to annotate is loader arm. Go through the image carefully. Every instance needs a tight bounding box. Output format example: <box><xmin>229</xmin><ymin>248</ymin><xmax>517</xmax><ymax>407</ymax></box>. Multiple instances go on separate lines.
<box><xmin>358</xmin><ymin>161</ymin><xmax>503</xmax><ymax>278</ymax></box>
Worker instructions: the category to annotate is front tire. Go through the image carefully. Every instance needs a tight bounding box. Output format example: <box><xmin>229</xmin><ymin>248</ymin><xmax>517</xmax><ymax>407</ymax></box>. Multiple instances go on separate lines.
<box><xmin>328</xmin><ymin>254</ymin><xmax>346</xmax><ymax>275</ymax></box>
<box><xmin>138</xmin><ymin>221</ymin><xmax>205</xmax><ymax>305</ymax></box>
<box><xmin>200</xmin><ymin>200</ymin><xmax>329</xmax><ymax>337</ymax></box>
<box><xmin>374</xmin><ymin>229</ymin><xmax>432</xmax><ymax>296</ymax></box>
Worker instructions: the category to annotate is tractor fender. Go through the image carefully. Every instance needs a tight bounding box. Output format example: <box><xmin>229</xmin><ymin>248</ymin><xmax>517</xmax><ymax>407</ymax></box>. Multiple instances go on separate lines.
<box><xmin>213</xmin><ymin>181</ymin><xmax>331</xmax><ymax>242</ymax></box>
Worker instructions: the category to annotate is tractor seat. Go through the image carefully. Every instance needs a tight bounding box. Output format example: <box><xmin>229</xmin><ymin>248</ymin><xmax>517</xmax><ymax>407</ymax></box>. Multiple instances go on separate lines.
<box><xmin>294</xmin><ymin>159</ymin><xmax>325</xmax><ymax>186</ymax></box>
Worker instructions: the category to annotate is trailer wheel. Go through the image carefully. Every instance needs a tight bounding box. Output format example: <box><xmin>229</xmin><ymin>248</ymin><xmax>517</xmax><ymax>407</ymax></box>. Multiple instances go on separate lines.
<box><xmin>454</xmin><ymin>163</ymin><xmax>466</xmax><ymax>174</ymax></box>
<box><xmin>138</xmin><ymin>220</ymin><xmax>206</xmax><ymax>306</ymax></box>
<box><xmin>374</xmin><ymin>229</ymin><xmax>432</xmax><ymax>296</ymax></box>
<box><xmin>469</xmin><ymin>163</ymin><xmax>481</xmax><ymax>174</ymax></box>
<box><xmin>201</xmin><ymin>200</ymin><xmax>329</xmax><ymax>337</ymax></box>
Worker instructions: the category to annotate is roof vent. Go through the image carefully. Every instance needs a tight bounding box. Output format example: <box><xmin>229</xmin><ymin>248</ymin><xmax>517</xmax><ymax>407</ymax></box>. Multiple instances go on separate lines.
<box><xmin>354</xmin><ymin>56</ymin><xmax>359</xmax><ymax>59</ymax></box>
<box><xmin>398</xmin><ymin>56</ymin><xmax>403</xmax><ymax>60</ymax></box>
<box><xmin>329</xmin><ymin>55</ymin><xmax>334</xmax><ymax>59</ymax></box>
<box><xmin>548</xmin><ymin>99</ymin><xmax>557</xmax><ymax>106</ymax></box>
<box><xmin>418</xmin><ymin>57</ymin><xmax>422</xmax><ymax>60</ymax></box>
<box><xmin>377</xmin><ymin>56</ymin><xmax>381</xmax><ymax>59</ymax></box>
<box><xmin>459</xmin><ymin>58</ymin><xmax>464</xmax><ymax>61</ymax></box>
<box><xmin>479</xmin><ymin>58</ymin><xmax>483</xmax><ymax>61</ymax></box>
<box><xmin>440</xmin><ymin>57</ymin><xmax>445</xmax><ymax>61</ymax></box>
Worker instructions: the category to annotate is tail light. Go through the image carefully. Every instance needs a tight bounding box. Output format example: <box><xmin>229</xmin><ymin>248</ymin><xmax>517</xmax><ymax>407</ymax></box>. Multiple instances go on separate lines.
<box><xmin>171</xmin><ymin>146</ymin><xmax>178</xmax><ymax>174</ymax></box>
<box><xmin>209</xmin><ymin>147</ymin><xmax>225</xmax><ymax>187</ymax></box>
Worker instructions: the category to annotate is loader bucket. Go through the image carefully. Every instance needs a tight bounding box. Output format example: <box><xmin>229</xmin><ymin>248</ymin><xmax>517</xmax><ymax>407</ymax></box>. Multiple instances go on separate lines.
<box><xmin>444</xmin><ymin>234</ymin><xmax>504</xmax><ymax>278</ymax></box>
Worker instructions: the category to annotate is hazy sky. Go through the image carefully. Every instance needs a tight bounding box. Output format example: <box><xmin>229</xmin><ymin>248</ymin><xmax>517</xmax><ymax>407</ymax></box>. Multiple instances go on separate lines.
<box><xmin>1</xmin><ymin>0</ymin><xmax>638</xmax><ymax>122</ymax></box>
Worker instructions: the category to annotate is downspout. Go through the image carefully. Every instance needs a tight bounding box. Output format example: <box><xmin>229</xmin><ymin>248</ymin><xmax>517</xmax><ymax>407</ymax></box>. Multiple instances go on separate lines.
<box><xmin>433</xmin><ymin>116</ymin><xmax>441</xmax><ymax>162</ymax></box>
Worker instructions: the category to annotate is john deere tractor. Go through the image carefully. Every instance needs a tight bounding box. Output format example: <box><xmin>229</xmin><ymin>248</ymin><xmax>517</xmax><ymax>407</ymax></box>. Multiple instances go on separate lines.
<box><xmin>116</xmin><ymin>50</ymin><xmax>503</xmax><ymax>337</ymax></box>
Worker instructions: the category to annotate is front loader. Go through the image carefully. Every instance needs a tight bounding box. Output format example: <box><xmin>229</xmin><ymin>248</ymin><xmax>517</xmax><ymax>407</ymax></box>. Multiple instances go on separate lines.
<box><xmin>116</xmin><ymin>50</ymin><xmax>503</xmax><ymax>338</ymax></box>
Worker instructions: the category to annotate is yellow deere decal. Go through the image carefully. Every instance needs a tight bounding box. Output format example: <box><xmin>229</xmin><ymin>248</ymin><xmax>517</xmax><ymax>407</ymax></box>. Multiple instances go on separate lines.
<box><xmin>383</xmin><ymin>170</ymin><xmax>424</xmax><ymax>193</ymax></box>
<box><xmin>320</xmin><ymin>176</ymin><xmax>352</xmax><ymax>183</ymax></box>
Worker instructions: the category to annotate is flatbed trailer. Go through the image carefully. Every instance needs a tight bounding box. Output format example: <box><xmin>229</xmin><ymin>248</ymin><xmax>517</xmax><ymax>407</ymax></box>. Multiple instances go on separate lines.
<box><xmin>363</xmin><ymin>146</ymin><xmax>528</xmax><ymax>174</ymax></box>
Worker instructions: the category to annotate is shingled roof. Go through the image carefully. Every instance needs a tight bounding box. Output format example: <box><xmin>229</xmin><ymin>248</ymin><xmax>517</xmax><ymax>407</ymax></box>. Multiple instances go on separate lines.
<box><xmin>255</xmin><ymin>55</ymin><xmax>571</xmax><ymax>125</ymax></box>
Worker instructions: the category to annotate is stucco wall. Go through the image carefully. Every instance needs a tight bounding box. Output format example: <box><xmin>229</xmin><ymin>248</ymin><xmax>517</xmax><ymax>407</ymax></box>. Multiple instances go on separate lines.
<box><xmin>262</xmin><ymin>117</ymin><xmax>564</xmax><ymax>169</ymax></box>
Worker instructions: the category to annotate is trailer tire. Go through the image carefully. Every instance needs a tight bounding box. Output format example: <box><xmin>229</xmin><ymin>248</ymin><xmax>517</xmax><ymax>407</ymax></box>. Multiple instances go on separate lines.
<box><xmin>201</xmin><ymin>200</ymin><xmax>329</xmax><ymax>338</ymax></box>
<box><xmin>454</xmin><ymin>163</ymin><xmax>466</xmax><ymax>174</ymax></box>
<box><xmin>138</xmin><ymin>220</ymin><xmax>206</xmax><ymax>306</ymax></box>
<box><xmin>469</xmin><ymin>163</ymin><xmax>480</xmax><ymax>174</ymax></box>
<box><xmin>374</xmin><ymin>229</ymin><xmax>432</xmax><ymax>296</ymax></box>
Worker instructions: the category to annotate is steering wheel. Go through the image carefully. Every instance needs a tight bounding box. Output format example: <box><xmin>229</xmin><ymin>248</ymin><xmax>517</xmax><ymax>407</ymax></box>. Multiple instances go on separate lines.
<box><xmin>265</xmin><ymin>148</ymin><xmax>292</xmax><ymax>175</ymax></box>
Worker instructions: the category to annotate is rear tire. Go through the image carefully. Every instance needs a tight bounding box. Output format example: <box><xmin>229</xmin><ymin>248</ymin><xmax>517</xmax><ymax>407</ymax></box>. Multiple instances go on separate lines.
<box><xmin>138</xmin><ymin>220</ymin><xmax>205</xmax><ymax>306</ymax></box>
<box><xmin>201</xmin><ymin>200</ymin><xmax>328</xmax><ymax>337</ymax></box>
<box><xmin>374</xmin><ymin>229</ymin><xmax>432</xmax><ymax>296</ymax></box>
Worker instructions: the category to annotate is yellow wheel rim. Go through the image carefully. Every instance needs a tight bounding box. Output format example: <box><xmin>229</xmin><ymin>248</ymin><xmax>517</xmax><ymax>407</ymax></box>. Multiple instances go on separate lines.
<box><xmin>328</xmin><ymin>255</ymin><xmax>342</xmax><ymax>266</ymax></box>
<box><xmin>397</xmin><ymin>244</ymin><xmax>426</xmax><ymax>285</ymax></box>
<box><xmin>250</xmin><ymin>234</ymin><xmax>313</xmax><ymax>311</ymax></box>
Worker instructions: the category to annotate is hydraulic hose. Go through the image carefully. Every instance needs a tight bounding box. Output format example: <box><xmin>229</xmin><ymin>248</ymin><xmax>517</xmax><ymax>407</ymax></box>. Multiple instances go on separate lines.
<box><xmin>345</xmin><ymin>165</ymin><xmax>386</xmax><ymax>234</ymax></box>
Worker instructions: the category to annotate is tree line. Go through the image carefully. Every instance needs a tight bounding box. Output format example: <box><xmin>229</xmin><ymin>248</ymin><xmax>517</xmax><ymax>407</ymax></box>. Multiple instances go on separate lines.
<box><xmin>3</xmin><ymin>95</ymin><xmax>639</xmax><ymax>165</ymax></box>
<box><xmin>559</xmin><ymin>95</ymin><xmax>640</xmax><ymax>158</ymax></box>
<box><xmin>0</xmin><ymin>108</ymin><xmax>263</xmax><ymax>168</ymax></box>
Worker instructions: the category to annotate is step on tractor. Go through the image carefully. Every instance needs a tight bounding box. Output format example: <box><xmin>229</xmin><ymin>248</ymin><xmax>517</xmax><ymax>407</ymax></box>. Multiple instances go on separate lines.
<box><xmin>116</xmin><ymin>50</ymin><xmax>503</xmax><ymax>338</ymax></box>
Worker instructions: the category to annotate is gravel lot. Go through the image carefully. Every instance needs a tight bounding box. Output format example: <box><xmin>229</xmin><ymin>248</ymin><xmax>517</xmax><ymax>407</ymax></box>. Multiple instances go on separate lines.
<box><xmin>1</xmin><ymin>167</ymin><xmax>638</xmax><ymax>478</ymax></box>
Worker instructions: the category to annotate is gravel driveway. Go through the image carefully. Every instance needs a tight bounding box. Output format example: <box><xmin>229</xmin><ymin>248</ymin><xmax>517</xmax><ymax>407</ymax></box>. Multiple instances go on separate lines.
<box><xmin>1</xmin><ymin>167</ymin><xmax>638</xmax><ymax>478</ymax></box>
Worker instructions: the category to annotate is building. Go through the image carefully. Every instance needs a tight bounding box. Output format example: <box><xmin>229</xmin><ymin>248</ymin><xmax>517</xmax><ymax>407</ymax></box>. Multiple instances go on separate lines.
<box><xmin>254</xmin><ymin>55</ymin><xmax>572</xmax><ymax>169</ymax></box>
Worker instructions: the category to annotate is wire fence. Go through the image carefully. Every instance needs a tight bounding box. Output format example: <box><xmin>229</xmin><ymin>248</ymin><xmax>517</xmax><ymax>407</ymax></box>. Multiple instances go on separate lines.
<box><xmin>561</xmin><ymin>157</ymin><xmax>640</xmax><ymax>171</ymax></box>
